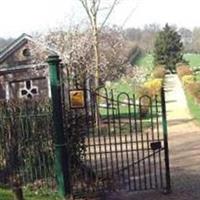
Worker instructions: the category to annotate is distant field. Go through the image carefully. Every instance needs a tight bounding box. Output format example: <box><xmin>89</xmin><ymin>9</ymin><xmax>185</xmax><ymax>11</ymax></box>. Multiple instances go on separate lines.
<box><xmin>135</xmin><ymin>53</ymin><xmax>200</xmax><ymax>69</ymax></box>
<box><xmin>184</xmin><ymin>53</ymin><xmax>200</xmax><ymax>68</ymax></box>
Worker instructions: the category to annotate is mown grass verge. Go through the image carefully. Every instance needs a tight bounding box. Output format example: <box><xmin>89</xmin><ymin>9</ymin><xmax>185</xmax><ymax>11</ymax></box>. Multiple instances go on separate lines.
<box><xmin>185</xmin><ymin>93</ymin><xmax>200</xmax><ymax>124</ymax></box>
<box><xmin>0</xmin><ymin>187</ymin><xmax>62</xmax><ymax>200</ymax></box>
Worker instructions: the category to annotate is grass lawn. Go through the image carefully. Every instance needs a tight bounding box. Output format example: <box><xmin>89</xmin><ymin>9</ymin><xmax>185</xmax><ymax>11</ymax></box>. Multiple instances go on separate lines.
<box><xmin>183</xmin><ymin>53</ymin><xmax>200</xmax><ymax>68</ymax></box>
<box><xmin>185</xmin><ymin>93</ymin><xmax>200</xmax><ymax>124</ymax></box>
<box><xmin>105</xmin><ymin>78</ymin><xmax>135</xmax><ymax>95</ymax></box>
<box><xmin>134</xmin><ymin>54</ymin><xmax>154</xmax><ymax>72</ymax></box>
<box><xmin>183</xmin><ymin>53</ymin><xmax>200</xmax><ymax>81</ymax></box>
<box><xmin>0</xmin><ymin>187</ymin><xmax>62</xmax><ymax>200</ymax></box>
<box><xmin>0</xmin><ymin>188</ymin><xmax>13</xmax><ymax>200</ymax></box>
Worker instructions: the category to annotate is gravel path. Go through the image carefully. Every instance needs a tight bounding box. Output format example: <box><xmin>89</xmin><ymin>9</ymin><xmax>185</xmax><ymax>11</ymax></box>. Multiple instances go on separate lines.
<box><xmin>106</xmin><ymin>74</ymin><xmax>200</xmax><ymax>200</ymax></box>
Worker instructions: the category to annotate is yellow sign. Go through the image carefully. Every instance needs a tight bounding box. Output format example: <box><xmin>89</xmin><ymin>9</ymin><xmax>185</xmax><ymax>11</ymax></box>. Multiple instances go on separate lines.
<box><xmin>70</xmin><ymin>90</ymin><xmax>85</xmax><ymax>108</ymax></box>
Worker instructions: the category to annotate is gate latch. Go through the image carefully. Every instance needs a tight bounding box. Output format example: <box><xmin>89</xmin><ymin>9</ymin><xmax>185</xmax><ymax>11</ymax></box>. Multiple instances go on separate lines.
<box><xmin>150</xmin><ymin>141</ymin><xmax>162</xmax><ymax>150</ymax></box>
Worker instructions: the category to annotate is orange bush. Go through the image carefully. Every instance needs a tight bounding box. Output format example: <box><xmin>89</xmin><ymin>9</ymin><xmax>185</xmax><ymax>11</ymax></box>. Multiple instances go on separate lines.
<box><xmin>186</xmin><ymin>82</ymin><xmax>200</xmax><ymax>100</ymax></box>
<box><xmin>176</xmin><ymin>65</ymin><xmax>192</xmax><ymax>78</ymax></box>
<box><xmin>137</xmin><ymin>86</ymin><xmax>153</xmax><ymax>98</ymax></box>
<box><xmin>152</xmin><ymin>65</ymin><xmax>166</xmax><ymax>79</ymax></box>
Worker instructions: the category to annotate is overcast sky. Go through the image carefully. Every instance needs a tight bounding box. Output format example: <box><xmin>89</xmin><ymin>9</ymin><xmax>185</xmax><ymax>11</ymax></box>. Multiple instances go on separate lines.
<box><xmin>1</xmin><ymin>0</ymin><xmax>200</xmax><ymax>38</ymax></box>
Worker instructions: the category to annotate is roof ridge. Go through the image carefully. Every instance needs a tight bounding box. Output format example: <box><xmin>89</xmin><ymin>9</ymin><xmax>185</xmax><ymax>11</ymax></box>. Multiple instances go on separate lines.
<box><xmin>0</xmin><ymin>33</ymin><xmax>59</xmax><ymax>64</ymax></box>
<box><xmin>1</xmin><ymin>33</ymin><xmax>31</xmax><ymax>53</ymax></box>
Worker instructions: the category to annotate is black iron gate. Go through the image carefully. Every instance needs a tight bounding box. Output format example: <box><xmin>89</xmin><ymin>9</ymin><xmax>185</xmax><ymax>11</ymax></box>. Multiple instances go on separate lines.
<box><xmin>61</xmin><ymin>73</ymin><xmax>171</xmax><ymax>198</ymax></box>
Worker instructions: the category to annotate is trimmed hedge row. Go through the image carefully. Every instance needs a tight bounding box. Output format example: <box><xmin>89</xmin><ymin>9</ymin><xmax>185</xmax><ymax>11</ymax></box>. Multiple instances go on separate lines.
<box><xmin>177</xmin><ymin>64</ymin><xmax>200</xmax><ymax>102</ymax></box>
<box><xmin>177</xmin><ymin>63</ymin><xmax>200</xmax><ymax>122</ymax></box>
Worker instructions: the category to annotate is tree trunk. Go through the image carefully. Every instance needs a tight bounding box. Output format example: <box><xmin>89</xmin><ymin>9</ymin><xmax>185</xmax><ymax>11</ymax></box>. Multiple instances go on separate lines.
<box><xmin>92</xmin><ymin>14</ymin><xmax>100</xmax><ymax>89</ymax></box>
<box><xmin>92</xmin><ymin>14</ymin><xmax>101</xmax><ymax>129</ymax></box>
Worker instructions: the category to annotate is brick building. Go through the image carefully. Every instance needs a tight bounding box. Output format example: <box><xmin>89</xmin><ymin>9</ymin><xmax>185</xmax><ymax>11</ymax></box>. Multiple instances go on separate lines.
<box><xmin>0</xmin><ymin>33</ymin><xmax>57</xmax><ymax>100</ymax></box>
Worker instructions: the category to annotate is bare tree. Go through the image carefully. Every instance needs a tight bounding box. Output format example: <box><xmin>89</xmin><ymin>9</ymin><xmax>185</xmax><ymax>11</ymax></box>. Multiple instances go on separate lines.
<box><xmin>78</xmin><ymin>0</ymin><xmax>120</xmax><ymax>88</ymax></box>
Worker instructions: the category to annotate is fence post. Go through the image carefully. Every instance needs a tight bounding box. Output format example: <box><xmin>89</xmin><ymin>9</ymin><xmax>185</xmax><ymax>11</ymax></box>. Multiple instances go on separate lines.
<box><xmin>47</xmin><ymin>55</ymin><xmax>71</xmax><ymax>199</ymax></box>
<box><xmin>161</xmin><ymin>87</ymin><xmax>171</xmax><ymax>193</ymax></box>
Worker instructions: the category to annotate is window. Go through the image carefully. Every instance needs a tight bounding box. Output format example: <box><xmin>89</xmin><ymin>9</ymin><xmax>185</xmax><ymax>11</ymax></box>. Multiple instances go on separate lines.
<box><xmin>22</xmin><ymin>48</ymin><xmax>31</xmax><ymax>57</ymax></box>
<box><xmin>20</xmin><ymin>80</ymin><xmax>38</xmax><ymax>99</ymax></box>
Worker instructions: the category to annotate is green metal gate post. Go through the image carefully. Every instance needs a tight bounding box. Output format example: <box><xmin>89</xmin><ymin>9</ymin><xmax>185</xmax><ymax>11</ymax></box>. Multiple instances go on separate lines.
<box><xmin>47</xmin><ymin>55</ymin><xmax>71</xmax><ymax>199</ymax></box>
<box><xmin>161</xmin><ymin>87</ymin><xmax>171</xmax><ymax>193</ymax></box>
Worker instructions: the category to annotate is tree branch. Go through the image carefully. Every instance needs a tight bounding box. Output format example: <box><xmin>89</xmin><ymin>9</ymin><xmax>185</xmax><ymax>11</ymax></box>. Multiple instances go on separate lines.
<box><xmin>95</xmin><ymin>0</ymin><xmax>101</xmax><ymax>13</ymax></box>
<box><xmin>121</xmin><ymin>1</ymin><xmax>139</xmax><ymax>28</ymax></box>
<box><xmin>100</xmin><ymin>0</ymin><xmax>119</xmax><ymax>29</ymax></box>
<box><xmin>79</xmin><ymin>0</ymin><xmax>93</xmax><ymax>26</ymax></box>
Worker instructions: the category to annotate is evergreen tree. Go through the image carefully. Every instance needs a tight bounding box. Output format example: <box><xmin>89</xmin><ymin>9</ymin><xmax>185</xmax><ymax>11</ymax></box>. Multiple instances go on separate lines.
<box><xmin>154</xmin><ymin>24</ymin><xmax>184</xmax><ymax>73</ymax></box>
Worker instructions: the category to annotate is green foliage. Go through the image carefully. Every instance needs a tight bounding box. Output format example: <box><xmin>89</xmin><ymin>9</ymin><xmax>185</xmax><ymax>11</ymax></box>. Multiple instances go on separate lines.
<box><xmin>0</xmin><ymin>100</ymin><xmax>56</xmax><ymax>200</ymax></box>
<box><xmin>154</xmin><ymin>24</ymin><xmax>184</xmax><ymax>72</ymax></box>
<box><xmin>0</xmin><ymin>188</ymin><xmax>13</xmax><ymax>200</ymax></box>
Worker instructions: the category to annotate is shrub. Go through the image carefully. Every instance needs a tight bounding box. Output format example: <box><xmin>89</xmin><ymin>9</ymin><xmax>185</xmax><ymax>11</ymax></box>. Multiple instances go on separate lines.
<box><xmin>152</xmin><ymin>65</ymin><xmax>166</xmax><ymax>79</ymax></box>
<box><xmin>143</xmin><ymin>78</ymin><xmax>163</xmax><ymax>96</ymax></box>
<box><xmin>139</xmin><ymin>95</ymin><xmax>151</xmax><ymax>117</ymax></box>
<box><xmin>137</xmin><ymin>86</ymin><xmax>153</xmax><ymax>98</ymax></box>
<box><xmin>176</xmin><ymin>65</ymin><xmax>192</xmax><ymax>78</ymax></box>
<box><xmin>176</xmin><ymin>62</ymin><xmax>188</xmax><ymax>68</ymax></box>
<box><xmin>137</xmin><ymin>87</ymin><xmax>152</xmax><ymax>117</ymax></box>
<box><xmin>137</xmin><ymin>78</ymin><xmax>163</xmax><ymax>118</ymax></box>
<box><xmin>137</xmin><ymin>78</ymin><xmax>162</xmax><ymax>116</ymax></box>
<box><xmin>182</xmin><ymin>75</ymin><xmax>195</xmax><ymax>86</ymax></box>
<box><xmin>186</xmin><ymin>82</ymin><xmax>200</xmax><ymax>100</ymax></box>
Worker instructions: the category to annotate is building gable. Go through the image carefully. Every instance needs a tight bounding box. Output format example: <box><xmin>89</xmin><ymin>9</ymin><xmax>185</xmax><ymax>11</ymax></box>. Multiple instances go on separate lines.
<box><xmin>0</xmin><ymin>33</ymin><xmax>56</xmax><ymax>100</ymax></box>
<box><xmin>0</xmin><ymin>33</ymin><xmax>57</xmax><ymax>68</ymax></box>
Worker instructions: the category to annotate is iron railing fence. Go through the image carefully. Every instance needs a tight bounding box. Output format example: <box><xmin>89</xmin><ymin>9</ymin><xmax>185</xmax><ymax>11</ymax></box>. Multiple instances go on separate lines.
<box><xmin>0</xmin><ymin>100</ymin><xmax>56</xmax><ymax>191</ymax></box>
